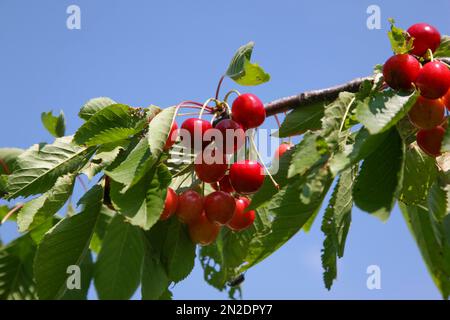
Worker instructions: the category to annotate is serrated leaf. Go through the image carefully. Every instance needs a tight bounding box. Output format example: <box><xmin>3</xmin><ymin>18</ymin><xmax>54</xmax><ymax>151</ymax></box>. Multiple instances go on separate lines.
<box><xmin>277</xmin><ymin>101</ymin><xmax>324</xmax><ymax>138</ymax></box>
<box><xmin>353</xmin><ymin>128</ymin><xmax>404</xmax><ymax>221</ymax></box>
<box><xmin>141</xmin><ymin>234</ymin><xmax>169</xmax><ymax>300</ymax></box>
<box><xmin>388</xmin><ymin>18</ymin><xmax>414</xmax><ymax>54</ymax></box>
<box><xmin>321</xmin><ymin>167</ymin><xmax>355</xmax><ymax>290</ymax></box>
<box><xmin>41</xmin><ymin>110</ymin><xmax>66</xmax><ymax>138</ymax></box>
<box><xmin>435</xmin><ymin>35</ymin><xmax>450</xmax><ymax>58</ymax></box>
<box><xmin>79</xmin><ymin>97</ymin><xmax>116</xmax><ymax>121</ymax></box>
<box><xmin>400</xmin><ymin>143</ymin><xmax>438</xmax><ymax>206</ymax></box>
<box><xmin>226</xmin><ymin>42</ymin><xmax>270</xmax><ymax>86</ymax></box>
<box><xmin>0</xmin><ymin>234</ymin><xmax>37</xmax><ymax>300</ymax></box>
<box><xmin>0</xmin><ymin>148</ymin><xmax>24</xmax><ymax>175</ymax></box>
<box><xmin>34</xmin><ymin>185</ymin><xmax>103</xmax><ymax>300</ymax></box>
<box><xmin>110</xmin><ymin>164</ymin><xmax>171</xmax><ymax>230</ymax></box>
<box><xmin>148</xmin><ymin>106</ymin><xmax>175</xmax><ymax>155</ymax></box>
<box><xmin>74</xmin><ymin>104</ymin><xmax>144</xmax><ymax>146</ymax></box>
<box><xmin>94</xmin><ymin>215</ymin><xmax>144</xmax><ymax>300</ymax></box>
<box><xmin>7</xmin><ymin>137</ymin><xmax>94</xmax><ymax>199</ymax></box>
<box><xmin>17</xmin><ymin>174</ymin><xmax>76</xmax><ymax>232</ymax></box>
<box><xmin>427</xmin><ymin>175</ymin><xmax>450</xmax><ymax>222</ymax></box>
<box><xmin>356</xmin><ymin>89</ymin><xmax>419</xmax><ymax>134</ymax></box>
<box><xmin>82</xmin><ymin>140</ymin><xmax>128</xmax><ymax>180</ymax></box>
<box><xmin>90</xmin><ymin>205</ymin><xmax>115</xmax><ymax>254</ymax></box>
<box><xmin>60</xmin><ymin>251</ymin><xmax>93</xmax><ymax>300</ymax></box>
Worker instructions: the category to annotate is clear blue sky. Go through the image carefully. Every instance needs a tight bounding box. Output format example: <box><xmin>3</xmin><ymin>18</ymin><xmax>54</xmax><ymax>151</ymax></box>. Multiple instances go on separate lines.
<box><xmin>1</xmin><ymin>0</ymin><xmax>449</xmax><ymax>299</ymax></box>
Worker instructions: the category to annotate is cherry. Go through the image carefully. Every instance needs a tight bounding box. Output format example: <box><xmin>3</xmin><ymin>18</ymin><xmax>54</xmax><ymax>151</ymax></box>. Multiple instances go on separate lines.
<box><xmin>175</xmin><ymin>190</ymin><xmax>203</xmax><ymax>223</ymax></box>
<box><xmin>407</xmin><ymin>23</ymin><xmax>441</xmax><ymax>57</ymax></box>
<box><xmin>227</xmin><ymin>197</ymin><xmax>256</xmax><ymax>231</ymax></box>
<box><xmin>214</xmin><ymin>119</ymin><xmax>245</xmax><ymax>154</ymax></box>
<box><xmin>194</xmin><ymin>150</ymin><xmax>228</xmax><ymax>183</ymax></box>
<box><xmin>415</xmin><ymin>61</ymin><xmax>450</xmax><ymax>99</ymax></box>
<box><xmin>229</xmin><ymin>160</ymin><xmax>265</xmax><ymax>194</ymax></box>
<box><xmin>443</xmin><ymin>89</ymin><xmax>450</xmax><ymax>110</ymax></box>
<box><xmin>408</xmin><ymin>96</ymin><xmax>445</xmax><ymax>129</ymax></box>
<box><xmin>232</xmin><ymin>93</ymin><xmax>266</xmax><ymax>129</ymax></box>
<box><xmin>188</xmin><ymin>211</ymin><xmax>221</xmax><ymax>246</ymax></box>
<box><xmin>382</xmin><ymin>54</ymin><xmax>421</xmax><ymax>91</ymax></box>
<box><xmin>218</xmin><ymin>174</ymin><xmax>235</xmax><ymax>193</ymax></box>
<box><xmin>416</xmin><ymin>126</ymin><xmax>445</xmax><ymax>157</ymax></box>
<box><xmin>274</xmin><ymin>142</ymin><xmax>294</xmax><ymax>159</ymax></box>
<box><xmin>160</xmin><ymin>187</ymin><xmax>178</xmax><ymax>220</ymax></box>
<box><xmin>164</xmin><ymin>122</ymin><xmax>178</xmax><ymax>150</ymax></box>
<box><xmin>204</xmin><ymin>191</ymin><xmax>236</xmax><ymax>225</ymax></box>
<box><xmin>180</xmin><ymin>118</ymin><xmax>213</xmax><ymax>151</ymax></box>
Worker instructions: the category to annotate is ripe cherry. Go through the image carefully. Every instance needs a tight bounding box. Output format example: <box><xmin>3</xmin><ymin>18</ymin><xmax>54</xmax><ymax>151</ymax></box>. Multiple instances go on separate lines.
<box><xmin>175</xmin><ymin>190</ymin><xmax>203</xmax><ymax>223</ymax></box>
<box><xmin>415</xmin><ymin>61</ymin><xmax>450</xmax><ymax>99</ymax></box>
<box><xmin>232</xmin><ymin>93</ymin><xmax>266</xmax><ymax>129</ymax></box>
<box><xmin>180</xmin><ymin>118</ymin><xmax>213</xmax><ymax>151</ymax></box>
<box><xmin>274</xmin><ymin>142</ymin><xmax>294</xmax><ymax>159</ymax></box>
<box><xmin>164</xmin><ymin>122</ymin><xmax>178</xmax><ymax>150</ymax></box>
<box><xmin>218</xmin><ymin>174</ymin><xmax>235</xmax><ymax>193</ymax></box>
<box><xmin>188</xmin><ymin>211</ymin><xmax>221</xmax><ymax>246</ymax></box>
<box><xmin>229</xmin><ymin>160</ymin><xmax>265</xmax><ymax>194</ymax></box>
<box><xmin>194</xmin><ymin>150</ymin><xmax>228</xmax><ymax>183</ymax></box>
<box><xmin>214</xmin><ymin>119</ymin><xmax>245</xmax><ymax>154</ymax></box>
<box><xmin>160</xmin><ymin>188</ymin><xmax>178</xmax><ymax>220</ymax></box>
<box><xmin>407</xmin><ymin>23</ymin><xmax>441</xmax><ymax>57</ymax></box>
<box><xmin>204</xmin><ymin>191</ymin><xmax>236</xmax><ymax>225</ymax></box>
<box><xmin>227</xmin><ymin>197</ymin><xmax>256</xmax><ymax>231</ymax></box>
<box><xmin>416</xmin><ymin>126</ymin><xmax>445</xmax><ymax>157</ymax></box>
<box><xmin>408</xmin><ymin>96</ymin><xmax>445</xmax><ymax>129</ymax></box>
<box><xmin>382</xmin><ymin>54</ymin><xmax>421</xmax><ymax>91</ymax></box>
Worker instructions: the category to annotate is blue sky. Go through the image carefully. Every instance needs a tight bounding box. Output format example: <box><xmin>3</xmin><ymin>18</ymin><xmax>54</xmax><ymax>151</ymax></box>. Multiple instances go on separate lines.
<box><xmin>1</xmin><ymin>0</ymin><xmax>449</xmax><ymax>299</ymax></box>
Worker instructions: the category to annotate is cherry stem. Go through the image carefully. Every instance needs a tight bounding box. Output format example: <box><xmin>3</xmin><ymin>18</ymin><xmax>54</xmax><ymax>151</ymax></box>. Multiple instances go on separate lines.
<box><xmin>274</xmin><ymin>114</ymin><xmax>281</xmax><ymax>129</ymax></box>
<box><xmin>215</xmin><ymin>75</ymin><xmax>225</xmax><ymax>100</ymax></box>
<box><xmin>249</xmin><ymin>134</ymin><xmax>279</xmax><ymax>190</ymax></box>
<box><xmin>177</xmin><ymin>112</ymin><xmax>201</xmax><ymax>117</ymax></box>
<box><xmin>1</xmin><ymin>203</ymin><xmax>23</xmax><ymax>225</ymax></box>
<box><xmin>0</xmin><ymin>159</ymin><xmax>10</xmax><ymax>174</ymax></box>
<box><xmin>223</xmin><ymin>90</ymin><xmax>241</xmax><ymax>103</ymax></box>
<box><xmin>199</xmin><ymin>98</ymin><xmax>220</xmax><ymax>119</ymax></box>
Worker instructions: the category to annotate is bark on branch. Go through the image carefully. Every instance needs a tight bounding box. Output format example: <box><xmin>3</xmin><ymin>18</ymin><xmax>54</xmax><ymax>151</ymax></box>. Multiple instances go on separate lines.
<box><xmin>264</xmin><ymin>57</ymin><xmax>450</xmax><ymax>116</ymax></box>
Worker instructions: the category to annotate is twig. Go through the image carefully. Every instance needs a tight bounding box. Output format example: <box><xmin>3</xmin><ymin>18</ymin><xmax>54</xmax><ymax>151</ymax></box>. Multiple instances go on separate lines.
<box><xmin>0</xmin><ymin>159</ymin><xmax>10</xmax><ymax>174</ymax></box>
<box><xmin>1</xmin><ymin>204</ymin><xmax>23</xmax><ymax>224</ymax></box>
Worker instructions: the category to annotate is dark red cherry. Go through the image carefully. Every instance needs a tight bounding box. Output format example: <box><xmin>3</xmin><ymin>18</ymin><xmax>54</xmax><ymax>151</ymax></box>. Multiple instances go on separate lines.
<box><xmin>407</xmin><ymin>23</ymin><xmax>441</xmax><ymax>57</ymax></box>
<box><xmin>204</xmin><ymin>191</ymin><xmax>236</xmax><ymax>225</ymax></box>
<box><xmin>160</xmin><ymin>188</ymin><xmax>178</xmax><ymax>220</ymax></box>
<box><xmin>229</xmin><ymin>160</ymin><xmax>265</xmax><ymax>195</ymax></box>
<box><xmin>415</xmin><ymin>61</ymin><xmax>450</xmax><ymax>99</ymax></box>
<box><xmin>214</xmin><ymin>119</ymin><xmax>245</xmax><ymax>154</ymax></box>
<box><xmin>180</xmin><ymin>118</ymin><xmax>213</xmax><ymax>151</ymax></box>
<box><xmin>416</xmin><ymin>126</ymin><xmax>445</xmax><ymax>157</ymax></box>
<box><xmin>383</xmin><ymin>54</ymin><xmax>421</xmax><ymax>91</ymax></box>
<box><xmin>408</xmin><ymin>96</ymin><xmax>445</xmax><ymax>129</ymax></box>
<box><xmin>194</xmin><ymin>150</ymin><xmax>228</xmax><ymax>183</ymax></box>
<box><xmin>218</xmin><ymin>175</ymin><xmax>235</xmax><ymax>193</ymax></box>
<box><xmin>188</xmin><ymin>211</ymin><xmax>221</xmax><ymax>246</ymax></box>
<box><xmin>232</xmin><ymin>93</ymin><xmax>266</xmax><ymax>129</ymax></box>
<box><xmin>274</xmin><ymin>142</ymin><xmax>294</xmax><ymax>159</ymax></box>
<box><xmin>227</xmin><ymin>197</ymin><xmax>256</xmax><ymax>231</ymax></box>
<box><xmin>175</xmin><ymin>190</ymin><xmax>203</xmax><ymax>223</ymax></box>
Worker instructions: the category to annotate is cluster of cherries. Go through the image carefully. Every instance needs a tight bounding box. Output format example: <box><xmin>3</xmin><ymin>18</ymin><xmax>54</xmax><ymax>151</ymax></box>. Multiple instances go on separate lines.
<box><xmin>158</xmin><ymin>93</ymin><xmax>269</xmax><ymax>245</ymax></box>
<box><xmin>382</xmin><ymin>23</ymin><xmax>450</xmax><ymax>157</ymax></box>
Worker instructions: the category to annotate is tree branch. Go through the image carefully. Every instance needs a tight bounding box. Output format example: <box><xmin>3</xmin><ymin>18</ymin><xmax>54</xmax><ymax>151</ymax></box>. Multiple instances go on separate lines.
<box><xmin>264</xmin><ymin>57</ymin><xmax>450</xmax><ymax>116</ymax></box>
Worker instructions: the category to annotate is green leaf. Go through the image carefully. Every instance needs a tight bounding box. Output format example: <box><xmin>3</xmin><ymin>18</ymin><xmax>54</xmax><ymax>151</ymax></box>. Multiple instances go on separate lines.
<box><xmin>79</xmin><ymin>97</ymin><xmax>117</xmax><ymax>121</ymax></box>
<box><xmin>74</xmin><ymin>104</ymin><xmax>145</xmax><ymax>146</ymax></box>
<box><xmin>356</xmin><ymin>89</ymin><xmax>419</xmax><ymax>134</ymax></box>
<box><xmin>400</xmin><ymin>143</ymin><xmax>438</xmax><ymax>206</ymax></box>
<box><xmin>0</xmin><ymin>234</ymin><xmax>37</xmax><ymax>300</ymax></box>
<box><xmin>94</xmin><ymin>215</ymin><xmax>144</xmax><ymax>300</ymax></box>
<box><xmin>427</xmin><ymin>175</ymin><xmax>450</xmax><ymax>222</ymax></box>
<box><xmin>7</xmin><ymin>137</ymin><xmax>94</xmax><ymax>199</ymax></box>
<box><xmin>90</xmin><ymin>206</ymin><xmax>115</xmax><ymax>254</ymax></box>
<box><xmin>0</xmin><ymin>148</ymin><xmax>24</xmax><ymax>175</ymax></box>
<box><xmin>82</xmin><ymin>140</ymin><xmax>128</xmax><ymax>180</ymax></box>
<box><xmin>110</xmin><ymin>164</ymin><xmax>171</xmax><ymax>230</ymax></box>
<box><xmin>277</xmin><ymin>102</ymin><xmax>324</xmax><ymax>138</ymax></box>
<box><xmin>60</xmin><ymin>251</ymin><xmax>93</xmax><ymax>300</ymax></box>
<box><xmin>17</xmin><ymin>174</ymin><xmax>76</xmax><ymax>232</ymax></box>
<box><xmin>148</xmin><ymin>106</ymin><xmax>175</xmax><ymax>156</ymax></box>
<box><xmin>41</xmin><ymin>110</ymin><xmax>66</xmax><ymax>138</ymax></box>
<box><xmin>387</xmin><ymin>18</ymin><xmax>414</xmax><ymax>54</ymax></box>
<box><xmin>441</xmin><ymin>118</ymin><xmax>450</xmax><ymax>153</ymax></box>
<box><xmin>434</xmin><ymin>35</ymin><xmax>450</xmax><ymax>58</ymax></box>
<box><xmin>321</xmin><ymin>167</ymin><xmax>356</xmax><ymax>290</ymax></box>
<box><xmin>353</xmin><ymin>128</ymin><xmax>404</xmax><ymax>221</ymax></box>
<box><xmin>400</xmin><ymin>203</ymin><xmax>450</xmax><ymax>299</ymax></box>
<box><xmin>226</xmin><ymin>42</ymin><xmax>270</xmax><ymax>86</ymax></box>
<box><xmin>34</xmin><ymin>185</ymin><xmax>103</xmax><ymax>300</ymax></box>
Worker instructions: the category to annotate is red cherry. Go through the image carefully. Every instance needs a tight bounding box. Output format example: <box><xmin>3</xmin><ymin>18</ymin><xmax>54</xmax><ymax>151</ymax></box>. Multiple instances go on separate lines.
<box><xmin>194</xmin><ymin>150</ymin><xmax>228</xmax><ymax>183</ymax></box>
<box><xmin>408</xmin><ymin>96</ymin><xmax>445</xmax><ymax>129</ymax></box>
<box><xmin>416</xmin><ymin>126</ymin><xmax>445</xmax><ymax>157</ymax></box>
<box><xmin>218</xmin><ymin>174</ymin><xmax>235</xmax><ymax>193</ymax></box>
<box><xmin>164</xmin><ymin>122</ymin><xmax>178</xmax><ymax>150</ymax></box>
<box><xmin>214</xmin><ymin>119</ymin><xmax>245</xmax><ymax>154</ymax></box>
<box><xmin>160</xmin><ymin>187</ymin><xmax>178</xmax><ymax>220</ymax></box>
<box><xmin>180</xmin><ymin>118</ymin><xmax>213</xmax><ymax>151</ymax></box>
<box><xmin>415</xmin><ymin>61</ymin><xmax>450</xmax><ymax>99</ymax></box>
<box><xmin>175</xmin><ymin>190</ymin><xmax>203</xmax><ymax>223</ymax></box>
<box><xmin>227</xmin><ymin>197</ymin><xmax>256</xmax><ymax>231</ymax></box>
<box><xmin>407</xmin><ymin>23</ymin><xmax>441</xmax><ymax>57</ymax></box>
<box><xmin>443</xmin><ymin>89</ymin><xmax>450</xmax><ymax>110</ymax></box>
<box><xmin>232</xmin><ymin>93</ymin><xmax>266</xmax><ymax>129</ymax></box>
<box><xmin>274</xmin><ymin>142</ymin><xmax>294</xmax><ymax>159</ymax></box>
<box><xmin>229</xmin><ymin>160</ymin><xmax>265</xmax><ymax>195</ymax></box>
<box><xmin>204</xmin><ymin>191</ymin><xmax>236</xmax><ymax>225</ymax></box>
<box><xmin>188</xmin><ymin>211</ymin><xmax>221</xmax><ymax>246</ymax></box>
<box><xmin>382</xmin><ymin>54</ymin><xmax>421</xmax><ymax>91</ymax></box>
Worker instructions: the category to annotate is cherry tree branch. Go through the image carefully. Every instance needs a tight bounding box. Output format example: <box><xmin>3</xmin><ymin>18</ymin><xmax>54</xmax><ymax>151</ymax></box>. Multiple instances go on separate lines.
<box><xmin>264</xmin><ymin>57</ymin><xmax>450</xmax><ymax>116</ymax></box>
